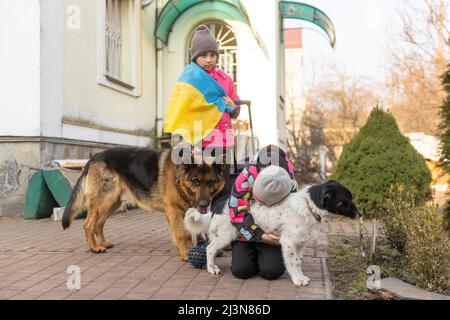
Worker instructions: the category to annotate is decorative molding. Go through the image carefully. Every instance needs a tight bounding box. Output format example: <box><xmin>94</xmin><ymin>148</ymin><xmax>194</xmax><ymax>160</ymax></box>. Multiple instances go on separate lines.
<box><xmin>0</xmin><ymin>136</ymin><xmax>126</xmax><ymax>148</ymax></box>
<box><xmin>62</xmin><ymin>118</ymin><xmax>155</xmax><ymax>138</ymax></box>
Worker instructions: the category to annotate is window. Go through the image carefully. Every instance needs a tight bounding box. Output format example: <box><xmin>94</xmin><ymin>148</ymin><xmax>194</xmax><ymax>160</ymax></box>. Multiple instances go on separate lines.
<box><xmin>105</xmin><ymin>0</ymin><xmax>122</xmax><ymax>81</ymax></box>
<box><xmin>98</xmin><ymin>0</ymin><xmax>141</xmax><ymax>96</ymax></box>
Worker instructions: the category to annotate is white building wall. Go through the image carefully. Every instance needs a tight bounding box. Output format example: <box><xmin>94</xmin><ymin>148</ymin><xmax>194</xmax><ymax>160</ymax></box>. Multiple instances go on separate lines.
<box><xmin>62</xmin><ymin>0</ymin><xmax>157</xmax><ymax>146</ymax></box>
<box><xmin>0</xmin><ymin>0</ymin><xmax>41</xmax><ymax>136</ymax></box>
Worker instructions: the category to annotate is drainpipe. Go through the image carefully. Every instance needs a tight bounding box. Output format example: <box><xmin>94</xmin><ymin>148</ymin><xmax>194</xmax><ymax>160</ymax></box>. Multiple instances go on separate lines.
<box><xmin>155</xmin><ymin>0</ymin><xmax>164</xmax><ymax>142</ymax></box>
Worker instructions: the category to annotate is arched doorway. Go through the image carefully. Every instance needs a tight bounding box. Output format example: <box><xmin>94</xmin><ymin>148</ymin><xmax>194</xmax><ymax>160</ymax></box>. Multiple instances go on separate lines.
<box><xmin>186</xmin><ymin>21</ymin><xmax>238</xmax><ymax>89</ymax></box>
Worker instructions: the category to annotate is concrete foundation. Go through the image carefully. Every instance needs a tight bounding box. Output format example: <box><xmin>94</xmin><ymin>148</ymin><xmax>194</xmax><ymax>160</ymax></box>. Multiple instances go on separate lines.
<box><xmin>0</xmin><ymin>137</ymin><xmax>129</xmax><ymax>217</ymax></box>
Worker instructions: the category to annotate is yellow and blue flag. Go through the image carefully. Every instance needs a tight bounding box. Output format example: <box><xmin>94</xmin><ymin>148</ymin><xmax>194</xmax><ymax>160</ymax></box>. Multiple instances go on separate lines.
<box><xmin>164</xmin><ymin>63</ymin><xmax>233</xmax><ymax>145</ymax></box>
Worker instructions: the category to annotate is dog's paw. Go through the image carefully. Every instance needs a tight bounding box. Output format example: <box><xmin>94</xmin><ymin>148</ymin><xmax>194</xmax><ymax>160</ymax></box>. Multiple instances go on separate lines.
<box><xmin>101</xmin><ymin>241</ymin><xmax>114</xmax><ymax>249</ymax></box>
<box><xmin>91</xmin><ymin>246</ymin><xmax>107</xmax><ymax>254</ymax></box>
<box><xmin>292</xmin><ymin>275</ymin><xmax>310</xmax><ymax>286</ymax></box>
<box><xmin>207</xmin><ymin>264</ymin><xmax>221</xmax><ymax>275</ymax></box>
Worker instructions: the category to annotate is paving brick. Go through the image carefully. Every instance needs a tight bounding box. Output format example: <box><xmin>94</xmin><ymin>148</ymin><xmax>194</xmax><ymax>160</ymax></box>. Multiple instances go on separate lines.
<box><xmin>36</xmin><ymin>291</ymin><xmax>73</xmax><ymax>300</ymax></box>
<box><xmin>94</xmin><ymin>288</ymin><xmax>131</xmax><ymax>299</ymax></box>
<box><xmin>208</xmin><ymin>288</ymin><xmax>240</xmax><ymax>298</ymax></box>
<box><xmin>121</xmin><ymin>293</ymin><xmax>151</xmax><ymax>300</ymax></box>
<box><xmin>64</xmin><ymin>295</ymin><xmax>94</xmax><ymax>300</ymax></box>
<box><xmin>0</xmin><ymin>209</ymin><xmax>344</xmax><ymax>300</ymax></box>
<box><xmin>315</xmin><ymin>250</ymin><xmax>328</xmax><ymax>258</ymax></box>
<box><xmin>150</xmin><ymin>287</ymin><xmax>183</xmax><ymax>300</ymax></box>
<box><xmin>178</xmin><ymin>292</ymin><xmax>209</xmax><ymax>300</ymax></box>
<box><xmin>8</xmin><ymin>292</ymin><xmax>41</xmax><ymax>300</ymax></box>
<box><xmin>0</xmin><ymin>290</ymin><xmax>22</xmax><ymax>299</ymax></box>
<box><xmin>150</xmin><ymin>295</ymin><xmax>180</xmax><ymax>300</ymax></box>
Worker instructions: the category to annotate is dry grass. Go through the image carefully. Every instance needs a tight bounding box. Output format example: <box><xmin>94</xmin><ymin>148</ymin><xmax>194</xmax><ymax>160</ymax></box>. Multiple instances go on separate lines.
<box><xmin>327</xmin><ymin>236</ymin><xmax>379</xmax><ymax>300</ymax></box>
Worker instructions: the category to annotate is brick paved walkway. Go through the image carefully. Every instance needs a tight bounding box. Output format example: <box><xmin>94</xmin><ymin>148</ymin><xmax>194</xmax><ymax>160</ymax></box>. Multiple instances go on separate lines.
<box><xmin>0</xmin><ymin>209</ymin><xmax>336</xmax><ymax>300</ymax></box>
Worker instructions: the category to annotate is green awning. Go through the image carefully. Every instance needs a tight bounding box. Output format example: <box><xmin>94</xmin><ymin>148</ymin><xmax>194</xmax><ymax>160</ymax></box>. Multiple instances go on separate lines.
<box><xmin>279</xmin><ymin>1</ymin><xmax>336</xmax><ymax>48</ymax></box>
<box><xmin>155</xmin><ymin>0</ymin><xmax>252</xmax><ymax>45</ymax></box>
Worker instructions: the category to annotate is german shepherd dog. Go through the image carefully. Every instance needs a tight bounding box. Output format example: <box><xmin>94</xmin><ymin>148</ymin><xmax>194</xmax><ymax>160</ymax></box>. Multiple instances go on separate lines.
<box><xmin>62</xmin><ymin>147</ymin><xmax>226</xmax><ymax>261</ymax></box>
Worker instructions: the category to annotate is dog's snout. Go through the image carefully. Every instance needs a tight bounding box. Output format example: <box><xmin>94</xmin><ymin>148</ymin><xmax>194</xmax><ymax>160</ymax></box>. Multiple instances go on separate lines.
<box><xmin>353</xmin><ymin>210</ymin><xmax>362</xmax><ymax>219</ymax></box>
<box><xmin>198</xmin><ymin>199</ymin><xmax>210</xmax><ymax>208</ymax></box>
<box><xmin>197</xmin><ymin>199</ymin><xmax>211</xmax><ymax>215</ymax></box>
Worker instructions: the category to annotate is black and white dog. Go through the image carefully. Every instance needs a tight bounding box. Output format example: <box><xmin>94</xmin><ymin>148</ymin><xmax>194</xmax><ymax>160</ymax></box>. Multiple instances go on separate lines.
<box><xmin>184</xmin><ymin>180</ymin><xmax>361</xmax><ymax>286</ymax></box>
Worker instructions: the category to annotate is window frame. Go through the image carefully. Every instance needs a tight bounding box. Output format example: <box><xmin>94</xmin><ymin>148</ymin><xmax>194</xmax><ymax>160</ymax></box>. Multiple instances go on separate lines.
<box><xmin>97</xmin><ymin>0</ymin><xmax>142</xmax><ymax>97</ymax></box>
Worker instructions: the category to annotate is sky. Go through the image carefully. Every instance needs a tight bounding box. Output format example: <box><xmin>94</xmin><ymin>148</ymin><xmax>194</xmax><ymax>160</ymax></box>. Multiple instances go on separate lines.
<box><xmin>284</xmin><ymin>0</ymin><xmax>403</xmax><ymax>85</ymax></box>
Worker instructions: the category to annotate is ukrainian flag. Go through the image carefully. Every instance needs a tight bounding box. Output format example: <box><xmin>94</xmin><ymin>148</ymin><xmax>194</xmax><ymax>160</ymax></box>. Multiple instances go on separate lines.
<box><xmin>164</xmin><ymin>62</ymin><xmax>234</xmax><ymax>145</ymax></box>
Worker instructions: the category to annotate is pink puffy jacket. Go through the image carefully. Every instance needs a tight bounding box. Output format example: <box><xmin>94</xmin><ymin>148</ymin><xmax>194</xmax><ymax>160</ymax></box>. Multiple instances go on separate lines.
<box><xmin>202</xmin><ymin>67</ymin><xmax>239</xmax><ymax>148</ymax></box>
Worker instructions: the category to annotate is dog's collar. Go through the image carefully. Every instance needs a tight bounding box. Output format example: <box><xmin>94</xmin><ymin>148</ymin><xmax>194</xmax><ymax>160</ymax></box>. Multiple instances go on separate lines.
<box><xmin>305</xmin><ymin>197</ymin><xmax>322</xmax><ymax>222</ymax></box>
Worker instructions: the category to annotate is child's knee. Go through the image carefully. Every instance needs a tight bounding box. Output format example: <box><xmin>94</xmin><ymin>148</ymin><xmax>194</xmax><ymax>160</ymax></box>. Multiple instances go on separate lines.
<box><xmin>259</xmin><ymin>264</ymin><xmax>285</xmax><ymax>280</ymax></box>
<box><xmin>231</xmin><ymin>264</ymin><xmax>258</xmax><ymax>279</ymax></box>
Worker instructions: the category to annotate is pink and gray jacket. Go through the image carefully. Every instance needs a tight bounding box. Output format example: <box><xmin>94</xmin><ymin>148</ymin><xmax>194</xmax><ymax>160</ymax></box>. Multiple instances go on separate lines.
<box><xmin>228</xmin><ymin>150</ymin><xmax>298</xmax><ymax>242</ymax></box>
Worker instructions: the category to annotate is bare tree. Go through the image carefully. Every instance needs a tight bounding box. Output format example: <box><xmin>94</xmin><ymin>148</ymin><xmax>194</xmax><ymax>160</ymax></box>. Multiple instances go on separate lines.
<box><xmin>316</xmin><ymin>67</ymin><xmax>376</xmax><ymax>152</ymax></box>
<box><xmin>285</xmin><ymin>64</ymin><xmax>375</xmax><ymax>183</ymax></box>
<box><xmin>286</xmin><ymin>96</ymin><xmax>333</xmax><ymax>184</ymax></box>
<box><xmin>285</xmin><ymin>57</ymin><xmax>336</xmax><ymax>184</ymax></box>
<box><xmin>385</xmin><ymin>0</ymin><xmax>450</xmax><ymax>135</ymax></box>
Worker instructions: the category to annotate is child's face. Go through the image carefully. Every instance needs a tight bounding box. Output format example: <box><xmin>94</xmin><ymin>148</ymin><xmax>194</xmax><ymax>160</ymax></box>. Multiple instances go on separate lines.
<box><xmin>195</xmin><ymin>52</ymin><xmax>218</xmax><ymax>72</ymax></box>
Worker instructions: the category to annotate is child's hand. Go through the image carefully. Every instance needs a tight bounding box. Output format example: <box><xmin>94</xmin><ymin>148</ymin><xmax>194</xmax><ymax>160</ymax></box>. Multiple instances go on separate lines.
<box><xmin>261</xmin><ymin>233</ymin><xmax>280</xmax><ymax>246</ymax></box>
<box><xmin>223</xmin><ymin>96</ymin><xmax>236</xmax><ymax>107</ymax></box>
<box><xmin>229</xmin><ymin>106</ymin><xmax>240</xmax><ymax>119</ymax></box>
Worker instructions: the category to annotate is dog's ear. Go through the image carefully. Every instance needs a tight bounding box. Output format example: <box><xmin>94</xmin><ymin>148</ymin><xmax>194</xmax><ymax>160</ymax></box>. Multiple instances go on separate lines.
<box><xmin>176</xmin><ymin>158</ymin><xmax>191</xmax><ymax>170</ymax></box>
<box><xmin>320</xmin><ymin>185</ymin><xmax>336</xmax><ymax>207</ymax></box>
<box><xmin>214</xmin><ymin>162</ymin><xmax>226</xmax><ymax>174</ymax></box>
<box><xmin>176</xmin><ymin>157</ymin><xmax>194</xmax><ymax>172</ymax></box>
<box><xmin>182</xmin><ymin>164</ymin><xmax>193</xmax><ymax>171</ymax></box>
<box><xmin>215</xmin><ymin>153</ymin><xmax>227</xmax><ymax>173</ymax></box>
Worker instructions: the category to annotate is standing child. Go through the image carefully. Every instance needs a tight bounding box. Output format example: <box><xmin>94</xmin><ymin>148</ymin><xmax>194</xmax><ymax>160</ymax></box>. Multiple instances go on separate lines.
<box><xmin>165</xmin><ymin>24</ymin><xmax>240</xmax><ymax>214</ymax></box>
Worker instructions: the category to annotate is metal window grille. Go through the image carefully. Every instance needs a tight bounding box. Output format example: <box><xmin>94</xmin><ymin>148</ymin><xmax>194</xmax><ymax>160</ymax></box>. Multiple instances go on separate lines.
<box><xmin>215</xmin><ymin>23</ymin><xmax>238</xmax><ymax>88</ymax></box>
<box><xmin>105</xmin><ymin>0</ymin><xmax>122</xmax><ymax>79</ymax></box>
<box><xmin>218</xmin><ymin>48</ymin><xmax>238</xmax><ymax>88</ymax></box>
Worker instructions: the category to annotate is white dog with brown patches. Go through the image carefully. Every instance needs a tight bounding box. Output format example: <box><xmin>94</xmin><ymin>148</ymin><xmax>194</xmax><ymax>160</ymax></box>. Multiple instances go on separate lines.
<box><xmin>184</xmin><ymin>180</ymin><xmax>361</xmax><ymax>286</ymax></box>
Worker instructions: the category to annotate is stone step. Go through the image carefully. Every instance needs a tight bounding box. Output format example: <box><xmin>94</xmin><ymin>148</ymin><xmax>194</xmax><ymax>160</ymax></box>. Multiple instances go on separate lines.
<box><xmin>375</xmin><ymin>277</ymin><xmax>450</xmax><ymax>300</ymax></box>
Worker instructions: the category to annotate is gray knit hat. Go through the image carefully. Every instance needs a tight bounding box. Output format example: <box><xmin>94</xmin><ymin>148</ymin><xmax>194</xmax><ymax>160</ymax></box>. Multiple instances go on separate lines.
<box><xmin>190</xmin><ymin>25</ymin><xmax>219</xmax><ymax>61</ymax></box>
<box><xmin>253</xmin><ymin>166</ymin><xmax>292</xmax><ymax>206</ymax></box>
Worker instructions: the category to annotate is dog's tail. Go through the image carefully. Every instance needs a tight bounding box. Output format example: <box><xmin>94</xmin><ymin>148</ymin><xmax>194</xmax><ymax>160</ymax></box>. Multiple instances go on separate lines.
<box><xmin>183</xmin><ymin>209</ymin><xmax>212</xmax><ymax>238</ymax></box>
<box><xmin>62</xmin><ymin>161</ymin><xmax>92</xmax><ymax>230</ymax></box>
